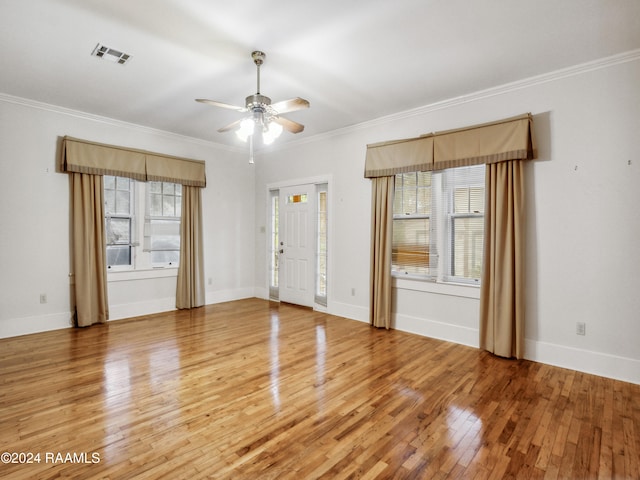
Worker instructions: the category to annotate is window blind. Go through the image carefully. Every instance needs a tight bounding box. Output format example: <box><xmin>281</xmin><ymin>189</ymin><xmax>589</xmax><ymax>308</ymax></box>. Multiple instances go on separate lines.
<box><xmin>392</xmin><ymin>172</ymin><xmax>432</xmax><ymax>276</ymax></box>
<box><xmin>442</xmin><ymin>165</ymin><xmax>485</xmax><ymax>282</ymax></box>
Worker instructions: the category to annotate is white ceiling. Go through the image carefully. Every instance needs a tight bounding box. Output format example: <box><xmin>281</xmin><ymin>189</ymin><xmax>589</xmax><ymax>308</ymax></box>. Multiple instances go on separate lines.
<box><xmin>2</xmin><ymin>0</ymin><xmax>640</xmax><ymax>148</ymax></box>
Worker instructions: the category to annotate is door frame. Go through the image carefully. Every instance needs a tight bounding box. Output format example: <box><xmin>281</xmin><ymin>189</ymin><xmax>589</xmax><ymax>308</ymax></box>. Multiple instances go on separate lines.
<box><xmin>266</xmin><ymin>174</ymin><xmax>332</xmax><ymax>311</ymax></box>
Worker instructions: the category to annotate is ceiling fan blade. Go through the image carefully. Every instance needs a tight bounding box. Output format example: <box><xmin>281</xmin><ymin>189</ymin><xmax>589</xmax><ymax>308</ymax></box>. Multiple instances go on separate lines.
<box><xmin>269</xmin><ymin>97</ymin><xmax>310</xmax><ymax>114</ymax></box>
<box><xmin>272</xmin><ymin>116</ymin><xmax>305</xmax><ymax>134</ymax></box>
<box><xmin>196</xmin><ymin>98</ymin><xmax>247</xmax><ymax>112</ymax></box>
<box><xmin>217</xmin><ymin>118</ymin><xmax>243</xmax><ymax>133</ymax></box>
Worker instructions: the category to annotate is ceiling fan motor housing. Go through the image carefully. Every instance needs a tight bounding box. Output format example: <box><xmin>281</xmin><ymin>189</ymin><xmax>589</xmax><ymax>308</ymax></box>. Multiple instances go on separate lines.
<box><xmin>246</xmin><ymin>94</ymin><xmax>271</xmax><ymax>109</ymax></box>
<box><xmin>246</xmin><ymin>94</ymin><xmax>274</xmax><ymax>126</ymax></box>
<box><xmin>246</xmin><ymin>93</ymin><xmax>273</xmax><ymax>127</ymax></box>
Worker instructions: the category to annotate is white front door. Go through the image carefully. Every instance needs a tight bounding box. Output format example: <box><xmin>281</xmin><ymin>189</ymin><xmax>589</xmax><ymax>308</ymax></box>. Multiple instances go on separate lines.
<box><xmin>278</xmin><ymin>184</ymin><xmax>315</xmax><ymax>307</ymax></box>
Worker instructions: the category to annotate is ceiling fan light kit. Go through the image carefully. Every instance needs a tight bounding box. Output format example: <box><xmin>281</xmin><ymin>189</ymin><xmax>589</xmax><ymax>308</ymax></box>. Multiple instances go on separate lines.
<box><xmin>196</xmin><ymin>51</ymin><xmax>309</xmax><ymax>163</ymax></box>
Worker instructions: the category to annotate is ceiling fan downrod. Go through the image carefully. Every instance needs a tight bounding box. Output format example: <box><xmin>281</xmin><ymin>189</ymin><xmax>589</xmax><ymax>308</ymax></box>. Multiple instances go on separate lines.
<box><xmin>244</xmin><ymin>51</ymin><xmax>270</xmax><ymax>128</ymax></box>
<box><xmin>252</xmin><ymin>51</ymin><xmax>265</xmax><ymax>94</ymax></box>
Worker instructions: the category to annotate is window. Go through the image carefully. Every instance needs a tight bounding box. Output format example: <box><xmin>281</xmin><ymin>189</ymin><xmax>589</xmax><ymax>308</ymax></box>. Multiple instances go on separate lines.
<box><xmin>104</xmin><ymin>176</ymin><xmax>181</xmax><ymax>270</ymax></box>
<box><xmin>392</xmin><ymin>165</ymin><xmax>485</xmax><ymax>284</ymax></box>
<box><xmin>316</xmin><ymin>184</ymin><xmax>328</xmax><ymax>306</ymax></box>
<box><xmin>146</xmin><ymin>181</ymin><xmax>181</xmax><ymax>267</ymax></box>
<box><xmin>446</xmin><ymin>166</ymin><xmax>485</xmax><ymax>282</ymax></box>
<box><xmin>286</xmin><ymin>193</ymin><xmax>307</xmax><ymax>204</ymax></box>
<box><xmin>104</xmin><ymin>176</ymin><xmax>134</xmax><ymax>268</ymax></box>
<box><xmin>269</xmin><ymin>190</ymin><xmax>279</xmax><ymax>300</ymax></box>
<box><xmin>393</xmin><ymin>171</ymin><xmax>432</xmax><ymax>277</ymax></box>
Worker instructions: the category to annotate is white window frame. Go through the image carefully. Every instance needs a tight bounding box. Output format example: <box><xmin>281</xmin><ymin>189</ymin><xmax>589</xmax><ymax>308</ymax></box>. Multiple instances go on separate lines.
<box><xmin>315</xmin><ymin>183</ymin><xmax>328</xmax><ymax>307</ymax></box>
<box><xmin>392</xmin><ymin>171</ymin><xmax>436</xmax><ymax>280</ymax></box>
<box><xmin>268</xmin><ymin>189</ymin><xmax>279</xmax><ymax>301</ymax></box>
<box><xmin>441</xmin><ymin>167</ymin><xmax>485</xmax><ymax>285</ymax></box>
<box><xmin>145</xmin><ymin>181</ymin><xmax>182</xmax><ymax>268</ymax></box>
<box><xmin>104</xmin><ymin>176</ymin><xmax>181</xmax><ymax>280</ymax></box>
<box><xmin>104</xmin><ymin>176</ymin><xmax>135</xmax><ymax>272</ymax></box>
<box><xmin>392</xmin><ymin>165</ymin><xmax>485</xmax><ymax>287</ymax></box>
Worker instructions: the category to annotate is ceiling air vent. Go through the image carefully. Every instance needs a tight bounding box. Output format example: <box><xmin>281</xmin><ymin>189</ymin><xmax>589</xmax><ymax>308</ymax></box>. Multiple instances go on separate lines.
<box><xmin>91</xmin><ymin>43</ymin><xmax>131</xmax><ymax>65</ymax></box>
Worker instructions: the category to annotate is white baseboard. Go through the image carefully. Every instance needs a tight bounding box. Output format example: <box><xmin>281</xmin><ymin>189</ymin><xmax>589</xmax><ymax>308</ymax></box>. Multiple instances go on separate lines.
<box><xmin>206</xmin><ymin>287</ymin><xmax>256</xmax><ymax>305</ymax></box>
<box><xmin>524</xmin><ymin>339</ymin><xmax>640</xmax><ymax>385</ymax></box>
<box><xmin>112</xmin><ymin>287</ymin><xmax>260</xmax><ymax>319</ymax></box>
<box><xmin>0</xmin><ymin>288</ymin><xmax>258</xmax><ymax>339</ymax></box>
<box><xmin>330</xmin><ymin>304</ymin><xmax>479</xmax><ymax>348</ymax></box>
<box><xmin>0</xmin><ymin>311</ymin><xmax>72</xmax><ymax>339</ymax></box>
<box><xmin>111</xmin><ymin>287</ymin><xmax>258</xmax><ymax>320</ymax></box>
<box><xmin>251</xmin><ymin>287</ymin><xmax>269</xmax><ymax>301</ymax></box>
<box><xmin>393</xmin><ymin>313</ymin><xmax>640</xmax><ymax>385</ymax></box>
<box><xmin>110</xmin><ymin>288</ymin><xmax>258</xmax><ymax>320</ymax></box>
<box><xmin>328</xmin><ymin>301</ymin><xmax>369</xmax><ymax>323</ymax></box>
<box><xmin>393</xmin><ymin>313</ymin><xmax>479</xmax><ymax>348</ymax></box>
<box><xmin>392</xmin><ymin>312</ymin><xmax>640</xmax><ymax>385</ymax></box>
<box><xmin>0</xmin><ymin>298</ymin><xmax>178</xmax><ymax>339</ymax></box>
<box><xmin>108</xmin><ymin>297</ymin><xmax>177</xmax><ymax>321</ymax></box>
<box><xmin>337</xmin><ymin>304</ymin><xmax>640</xmax><ymax>385</ymax></box>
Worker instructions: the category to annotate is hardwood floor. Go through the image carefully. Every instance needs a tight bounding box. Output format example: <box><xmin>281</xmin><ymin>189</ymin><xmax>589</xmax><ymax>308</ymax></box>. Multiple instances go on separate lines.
<box><xmin>1</xmin><ymin>298</ymin><xmax>639</xmax><ymax>479</ymax></box>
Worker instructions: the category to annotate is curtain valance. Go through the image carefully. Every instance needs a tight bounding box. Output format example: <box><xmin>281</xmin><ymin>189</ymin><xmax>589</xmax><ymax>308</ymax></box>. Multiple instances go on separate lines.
<box><xmin>364</xmin><ymin>113</ymin><xmax>536</xmax><ymax>178</ymax></box>
<box><xmin>146</xmin><ymin>154</ymin><xmax>206</xmax><ymax>186</ymax></box>
<box><xmin>364</xmin><ymin>135</ymin><xmax>434</xmax><ymax>177</ymax></box>
<box><xmin>61</xmin><ymin>136</ymin><xmax>207</xmax><ymax>187</ymax></box>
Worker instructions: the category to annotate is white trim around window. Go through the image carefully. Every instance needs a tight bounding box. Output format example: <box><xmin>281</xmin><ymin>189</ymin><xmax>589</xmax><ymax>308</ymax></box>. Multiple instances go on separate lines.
<box><xmin>393</xmin><ymin>276</ymin><xmax>480</xmax><ymax>299</ymax></box>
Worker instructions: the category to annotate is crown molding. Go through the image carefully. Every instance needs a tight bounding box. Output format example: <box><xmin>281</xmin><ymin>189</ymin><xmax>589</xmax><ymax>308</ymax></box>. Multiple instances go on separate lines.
<box><xmin>272</xmin><ymin>48</ymin><xmax>640</xmax><ymax>152</ymax></box>
<box><xmin>3</xmin><ymin>48</ymin><xmax>639</xmax><ymax>156</ymax></box>
<box><xmin>0</xmin><ymin>92</ymin><xmax>243</xmax><ymax>153</ymax></box>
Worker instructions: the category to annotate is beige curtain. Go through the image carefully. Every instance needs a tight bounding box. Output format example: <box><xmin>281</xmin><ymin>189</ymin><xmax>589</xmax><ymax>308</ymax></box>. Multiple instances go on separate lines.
<box><xmin>479</xmin><ymin>160</ymin><xmax>526</xmax><ymax>358</ymax></box>
<box><xmin>365</xmin><ymin>113</ymin><xmax>535</xmax><ymax>351</ymax></box>
<box><xmin>70</xmin><ymin>173</ymin><xmax>109</xmax><ymax>327</ymax></box>
<box><xmin>369</xmin><ymin>176</ymin><xmax>394</xmax><ymax>329</ymax></box>
<box><xmin>176</xmin><ymin>185</ymin><xmax>205</xmax><ymax>309</ymax></box>
<box><xmin>62</xmin><ymin>135</ymin><xmax>207</xmax><ymax>313</ymax></box>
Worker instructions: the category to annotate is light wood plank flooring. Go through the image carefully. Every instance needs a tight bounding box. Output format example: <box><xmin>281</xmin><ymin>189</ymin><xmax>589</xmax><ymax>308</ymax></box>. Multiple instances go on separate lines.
<box><xmin>1</xmin><ymin>298</ymin><xmax>639</xmax><ymax>479</ymax></box>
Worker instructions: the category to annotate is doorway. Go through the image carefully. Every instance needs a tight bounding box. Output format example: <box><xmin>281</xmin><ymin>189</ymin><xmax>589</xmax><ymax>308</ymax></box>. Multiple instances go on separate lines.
<box><xmin>269</xmin><ymin>182</ymin><xmax>328</xmax><ymax>308</ymax></box>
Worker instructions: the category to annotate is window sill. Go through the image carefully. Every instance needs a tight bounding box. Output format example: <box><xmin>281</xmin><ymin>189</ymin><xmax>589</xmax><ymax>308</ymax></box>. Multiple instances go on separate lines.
<box><xmin>107</xmin><ymin>267</ymin><xmax>178</xmax><ymax>282</ymax></box>
<box><xmin>392</xmin><ymin>276</ymin><xmax>480</xmax><ymax>299</ymax></box>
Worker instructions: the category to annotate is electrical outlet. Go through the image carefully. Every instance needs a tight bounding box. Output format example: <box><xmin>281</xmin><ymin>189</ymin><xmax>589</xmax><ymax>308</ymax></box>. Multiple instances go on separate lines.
<box><xmin>40</xmin><ymin>294</ymin><xmax>47</xmax><ymax>304</ymax></box>
<box><xmin>351</xmin><ymin>288</ymin><xmax>356</xmax><ymax>296</ymax></box>
<box><xmin>576</xmin><ymin>322</ymin><xmax>586</xmax><ymax>336</ymax></box>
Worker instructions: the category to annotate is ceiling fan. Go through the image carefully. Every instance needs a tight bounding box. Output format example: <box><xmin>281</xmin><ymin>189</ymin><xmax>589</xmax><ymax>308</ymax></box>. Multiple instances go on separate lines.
<box><xmin>196</xmin><ymin>51</ymin><xmax>309</xmax><ymax>162</ymax></box>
